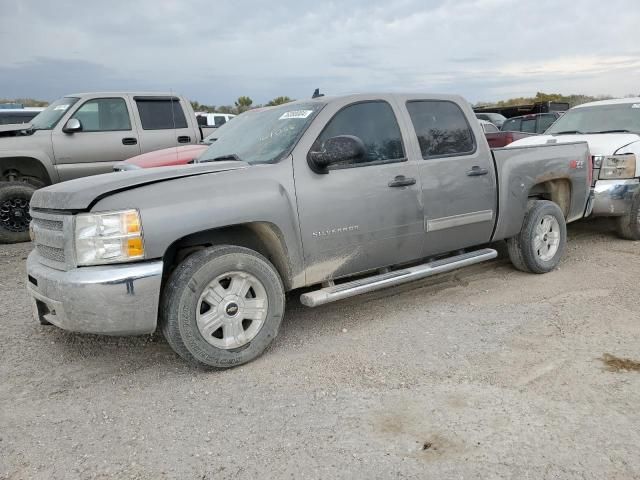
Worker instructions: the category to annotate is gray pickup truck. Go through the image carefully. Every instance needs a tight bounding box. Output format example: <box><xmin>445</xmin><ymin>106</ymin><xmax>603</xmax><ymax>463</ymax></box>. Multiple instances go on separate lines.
<box><xmin>26</xmin><ymin>93</ymin><xmax>591</xmax><ymax>368</ymax></box>
<box><xmin>0</xmin><ymin>92</ymin><xmax>215</xmax><ymax>243</ymax></box>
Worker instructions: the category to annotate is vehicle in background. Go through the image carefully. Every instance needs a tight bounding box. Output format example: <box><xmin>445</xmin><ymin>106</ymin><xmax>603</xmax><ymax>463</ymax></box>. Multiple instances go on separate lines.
<box><xmin>476</xmin><ymin>112</ymin><xmax>506</xmax><ymax>129</ymax></box>
<box><xmin>475</xmin><ymin>101</ymin><xmax>570</xmax><ymax>119</ymax></box>
<box><xmin>501</xmin><ymin>112</ymin><xmax>562</xmax><ymax>134</ymax></box>
<box><xmin>0</xmin><ymin>92</ymin><xmax>216</xmax><ymax>242</ymax></box>
<box><xmin>479</xmin><ymin>120</ymin><xmax>536</xmax><ymax>148</ymax></box>
<box><xmin>508</xmin><ymin>97</ymin><xmax>640</xmax><ymax>239</ymax></box>
<box><xmin>113</xmin><ymin>144</ymin><xmax>208</xmax><ymax>170</ymax></box>
<box><xmin>26</xmin><ymin>93</ymin><xmax>590</xmax><ymax>368</ymax></box>
<box><xmin>114</xmin><ymin>119</ymin><xmax>230</xmax><ymax>171</ymax></box>
<box><xmin>0</xmin><ymin>108</ymin><xmax>44</xmax><ymax>125</ymax></box>
<box><xmin>196</xmin><ymin>112</ymin><xmax>235</xmax><ymax>128</ymax></box>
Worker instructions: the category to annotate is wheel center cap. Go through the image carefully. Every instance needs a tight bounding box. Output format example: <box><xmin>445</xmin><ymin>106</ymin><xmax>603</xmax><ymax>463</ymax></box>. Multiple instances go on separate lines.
<box><xmin>13</xmin><ymin>209</ymin><xmax>23</xmax><ymax>218</ymax></box>
<box><xmin>225</xmin><ymin>302</ymin><xmax>239</xmax><ymax>317</ymax></box>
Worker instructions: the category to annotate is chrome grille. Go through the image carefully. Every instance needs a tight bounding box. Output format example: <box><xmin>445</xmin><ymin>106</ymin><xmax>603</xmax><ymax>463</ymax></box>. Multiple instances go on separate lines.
<box><xmin>36</xmin><ymin>244</ymin><xmax>65</xmax><ymax>263</ymax></box>
<box><xmin>30</xmin><ymin>209</ymin><xmax>69</xmax><ymax>269</ymax></box>
<box><xmin>32</xmin><ymin>217</ymin><xmax>63</xmax><ymax>231</ymax></box>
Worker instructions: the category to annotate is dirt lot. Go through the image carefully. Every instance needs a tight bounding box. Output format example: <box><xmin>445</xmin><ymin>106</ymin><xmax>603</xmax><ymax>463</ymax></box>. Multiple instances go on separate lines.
<box><xmin>1</xmin><ymin>220</ymin><xmax>639</xmax><ymax>479</ymax></box>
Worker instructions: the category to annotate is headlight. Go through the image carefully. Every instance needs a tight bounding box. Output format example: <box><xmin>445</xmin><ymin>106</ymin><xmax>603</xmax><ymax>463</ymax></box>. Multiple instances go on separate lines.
<box><xmin>596</xmin><ymin>154</ymin><xmax>636</xmax><ymax>179</ymax></box>
<box><xmin>75</xmin><ymin>209</ymin><xmax>144</xmax><ymax>266</ymax></box>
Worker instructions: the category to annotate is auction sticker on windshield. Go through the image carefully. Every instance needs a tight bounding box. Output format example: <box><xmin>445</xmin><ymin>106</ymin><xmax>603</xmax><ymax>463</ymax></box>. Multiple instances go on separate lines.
<box><xmin>279</xmin><ymin>110</ymin><xmax>313</xmax><ymax>120</ymax></box>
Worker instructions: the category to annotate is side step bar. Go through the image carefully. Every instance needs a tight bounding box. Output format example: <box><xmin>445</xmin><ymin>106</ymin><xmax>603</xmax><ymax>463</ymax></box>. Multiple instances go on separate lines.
<box><xmin>300</xmin><ymin>248</ymin><xmax>497</xmax><ymax>307</ymax></box>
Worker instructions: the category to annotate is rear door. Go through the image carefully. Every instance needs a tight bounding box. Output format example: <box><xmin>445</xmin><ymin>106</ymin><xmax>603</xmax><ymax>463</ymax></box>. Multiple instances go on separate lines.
<box><xmin>293</xmin><ymin>98</ymin><xmax>424</xmax><ymax>284</ymax></box>
<box><xmin>52</xmin><ymin>96</ymin><xmax>141</xmax><ymax>181</ymax></box>
<box><xmin>401</xmin><ymin>98</ymin><xmax>497</xmax><ymax>256</ymax></box>
<box><xmin>131</xmin><ymin>96</ymin><xmax>195</xmax><ymax>153</ymax></box>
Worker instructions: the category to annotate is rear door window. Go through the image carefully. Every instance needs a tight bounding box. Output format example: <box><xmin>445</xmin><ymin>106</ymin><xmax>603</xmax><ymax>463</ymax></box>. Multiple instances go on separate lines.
<box><xmin>537</xmin><ymin>114</ymin><xmax>557</xmax><ymax>133</ymax></box>
<box><xmin>521</xmin><ymin>117</ymin><xmax>537</xmax><ymax>133</ymax></box>
<box><xmin>135</xmin><ymin>98</ymin><xmax>188</xmax><ymax>130</ymax></box>
<box><xmin>407</xmin><ymin>100</ymin><xmax>475</xmax><ymax>158</ymax></box>
<box><xmin>312</xmin><ymin>101</ymin><xmax>405</xmax><ymax>167</ymax></box>
<box><xmin>502</xmin><ymin>118</ymin><xmax>520</xmax><ymax>132</ymax></box>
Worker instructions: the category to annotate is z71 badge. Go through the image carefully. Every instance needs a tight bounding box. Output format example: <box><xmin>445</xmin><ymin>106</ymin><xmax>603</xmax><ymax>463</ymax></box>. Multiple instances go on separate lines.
<box><xmin>569</xmin><ymin>159</ymin><xmax>585</xmax><ymax>169</ymax></box>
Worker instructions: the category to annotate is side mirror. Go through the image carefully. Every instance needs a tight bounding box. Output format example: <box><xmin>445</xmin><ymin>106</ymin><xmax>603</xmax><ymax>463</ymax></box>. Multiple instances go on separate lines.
<box><xmin>308</xmin><ymin>135</ymin><xmax>366</xmax><ymax>173</ymax></box>
<box><xmin>62</xmin><ymin>118</ymin><xmax>82</xmax><ymax>133</ymax></box>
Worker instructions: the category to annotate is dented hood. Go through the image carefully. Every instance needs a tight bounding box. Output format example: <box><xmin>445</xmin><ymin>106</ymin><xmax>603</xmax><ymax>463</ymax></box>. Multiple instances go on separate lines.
<box><xmin>30</xmin><ymin>161</ymin><xmax>248</xmax><ymax>211</ymax></box>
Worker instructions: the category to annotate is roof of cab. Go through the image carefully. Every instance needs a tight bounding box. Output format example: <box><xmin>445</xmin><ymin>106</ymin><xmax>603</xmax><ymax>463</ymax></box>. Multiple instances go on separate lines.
<box><xmin>574</xmin><ymin>97</ymin><xmax>640</xmax><ymax>108</ymax></box>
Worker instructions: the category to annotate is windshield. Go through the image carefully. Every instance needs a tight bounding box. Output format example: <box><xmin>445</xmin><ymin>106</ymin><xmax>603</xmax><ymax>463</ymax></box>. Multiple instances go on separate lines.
<box><xmin>30</xmin><ymin>97</ymin><xmax>79</xmax><ymax>130</ymax></box>
<box><xmin>545</xmin><ymin>103</ymin><xmax>640</xmax><ymax>135</ymax></box>
<box><xmin>198</xmin><ymin>102</ymin><xmax>324</xmax><ymax>165</ymax></box>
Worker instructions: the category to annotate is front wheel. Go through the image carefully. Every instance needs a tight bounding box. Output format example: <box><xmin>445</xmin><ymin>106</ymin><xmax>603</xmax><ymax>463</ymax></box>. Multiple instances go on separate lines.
<box><xmin>615</xmin><ymin>192</ymin><xmax>640</xmax><ymax>240</ymax></box>
<box><xmin>160</xmin><ymin>245</ymin><xmax>285</xmax><ymax>368</ymax></box>
<box><xmin>0</xmin><ymin>182</ymin><xmax>37</xmax><ymax>244</ymax></box>
<box><xmin>507</xmin><ymin>200</ymin><xmax>567</xmax><ymax>274</ymax></box>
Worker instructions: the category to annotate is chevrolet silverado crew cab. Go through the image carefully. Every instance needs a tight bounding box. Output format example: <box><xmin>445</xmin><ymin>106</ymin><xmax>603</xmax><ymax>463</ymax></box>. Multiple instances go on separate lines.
<box><xmin>509</xmin><ymin>97</ymin><xmax>640</xmax><ymax>239</ymax></box>
<box><xmin>0</xmin><ymin>92</ymin><xmax>215</xmax><ymax>243</ymax></box>
<box><xmin>26</xmin><ymin>93</ymin><xmax>590</xmax><ymax>368</ymax></box>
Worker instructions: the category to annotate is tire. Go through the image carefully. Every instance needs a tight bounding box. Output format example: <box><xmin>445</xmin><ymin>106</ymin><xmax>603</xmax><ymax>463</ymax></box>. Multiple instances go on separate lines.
<box><xmin>160</xmin><ymin>245</ymin><xmax>285</xmax><ymax>368</ymax></box>
<box><xmin>507</xmin><ymin>200</ymin><xmax>567</xmax><ymax>274</ymax></box>
<box><xmin>0</xmin><ymin>182</ymin><xmax>37</xmax><ymax>244</ymax></box>
<box><xmin>615</xmin><ymin>192</ymin><xmax>640</xmax><ymax>240</ymax></box>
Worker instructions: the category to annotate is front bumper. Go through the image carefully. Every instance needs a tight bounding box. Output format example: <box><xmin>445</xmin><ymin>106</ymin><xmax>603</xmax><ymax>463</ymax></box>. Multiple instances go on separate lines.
<box><xmin>26</xmin><ymin>252</ymin><xmax>163</xmax><ymax>335</ymax></box>
<box><xmin>591</xmin><ymin>179</ymin><xmax>640</xmax><ymax>217</ymax></box>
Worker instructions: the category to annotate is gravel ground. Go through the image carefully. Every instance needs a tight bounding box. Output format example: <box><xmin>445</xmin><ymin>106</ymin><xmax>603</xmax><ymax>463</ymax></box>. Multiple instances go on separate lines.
<box><xmin>1</xmin><ymin>219</ymin><xmax>639</xmax><ymax>479</ymax></box>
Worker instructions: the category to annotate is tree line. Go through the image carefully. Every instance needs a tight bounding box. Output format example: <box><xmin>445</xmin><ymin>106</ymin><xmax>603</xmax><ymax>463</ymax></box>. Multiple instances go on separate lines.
<box><xmin>6</xmin><ymin>91</ymin><xmax>640</xmax><ymax>113</ymax></box>
<box><xmin>191</xmin><ymin>96</ymin><xmax>294</xmax><ymax>114</ymax></box>
<box><xmin>473</xmin><ymin>91</ymin><xmax>631</xmax><ymax>108</ymax></box>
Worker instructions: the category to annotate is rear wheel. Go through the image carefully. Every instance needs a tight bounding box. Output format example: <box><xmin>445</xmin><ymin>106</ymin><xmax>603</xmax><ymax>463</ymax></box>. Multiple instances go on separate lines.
<box><xmin>507</xmin><ymin>200</ymin><xmax>567</xmax><ymax>274</ymax></box>
<box><xmin>160</xmin><ymin>245</ymin><xmax>285</xmax><ymax>368</ymax></box>
<box><xmin>0</xmin><ymin>182</ymin><xmax>37</xmax><ymax>244</ymax></box>
<box><xmin>615</xmin><ymin>193</ymin><xmax>640</xmax><ymax>240</ymax></box>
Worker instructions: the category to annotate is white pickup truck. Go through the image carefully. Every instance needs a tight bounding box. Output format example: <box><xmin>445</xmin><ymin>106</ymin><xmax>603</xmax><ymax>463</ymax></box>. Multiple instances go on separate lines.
<box><xmin>510</xmin><ymin>98</ymin><xmax>640</xmax><ymax>240</ymax></box>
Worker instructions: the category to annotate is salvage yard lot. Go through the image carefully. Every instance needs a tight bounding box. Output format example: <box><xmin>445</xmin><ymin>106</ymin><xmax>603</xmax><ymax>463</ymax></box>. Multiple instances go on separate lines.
<box><xmin>1</xmin><ymin>220</ymin><xmax>639</xmax><ymax>479</ymax></box>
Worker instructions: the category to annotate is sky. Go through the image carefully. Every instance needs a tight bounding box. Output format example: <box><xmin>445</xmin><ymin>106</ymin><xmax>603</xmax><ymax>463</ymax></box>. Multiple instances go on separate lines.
<box><xmin>1</xmin><ymin>0</ymin><xmax>640</xmax><ymax>106</ymax></box>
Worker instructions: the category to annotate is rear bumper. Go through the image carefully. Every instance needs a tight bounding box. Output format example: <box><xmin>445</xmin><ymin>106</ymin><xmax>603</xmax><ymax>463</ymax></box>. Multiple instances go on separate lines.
<box><xmin>591</xmin><ymin>179</ymin><xmax>640</xmax><ymax>217</ymax></box>
<box><xmin>26</xmin><ymin>252</ymin><xmax>163</xmax><ymax>335</ymax></box>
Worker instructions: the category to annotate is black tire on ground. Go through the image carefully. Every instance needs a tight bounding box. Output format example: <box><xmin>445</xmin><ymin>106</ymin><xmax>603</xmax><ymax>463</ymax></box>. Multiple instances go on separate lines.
<box><xmin>507</xmin><ymin>200</ymin><xmax>567</xmax><ymax>274</ymax></box>
<box><xmin>615</xmin><ymin>193</ymin><xmax>640</xmax><ymax>240</ymax></box>
<box><xmin>160</xmin><ymin>245</ymin><xmax>285</xmax><ymax>368</ymax></box>
<box><xmin>0</xmin><ymin>182</ymin><xmax>37</xmax><ymax>244</ymax></box>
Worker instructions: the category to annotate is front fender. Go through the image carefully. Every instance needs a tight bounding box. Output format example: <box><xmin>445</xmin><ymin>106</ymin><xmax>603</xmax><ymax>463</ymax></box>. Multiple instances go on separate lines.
<box><xmin>91</xmin><ymin>159</ymin><xmax>306</xmax><ymax>286</ymax></box>
<box><xmin>0</xmin><ymin>149</ymin><xmax>59</xmax><ymax>183</ymax></box>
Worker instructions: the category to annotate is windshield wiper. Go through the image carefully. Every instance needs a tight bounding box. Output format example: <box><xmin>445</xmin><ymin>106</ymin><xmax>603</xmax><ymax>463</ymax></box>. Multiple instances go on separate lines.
<box><xmin>201</xmin><ymin>154</ymin><xmax>242</xmax><ymax>163</ymax></box>
<box><xmin>552</xmin><ymin>130</ymin><xmax>584</xmax><ymax>135</ymax></box>
<box><xmin>588</xmin><ymin>129</ymin><xmax>635</xmax><ymax>134</ymax></box>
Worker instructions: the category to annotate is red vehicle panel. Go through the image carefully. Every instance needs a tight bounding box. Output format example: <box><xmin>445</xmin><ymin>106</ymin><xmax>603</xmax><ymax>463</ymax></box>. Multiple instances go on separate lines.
<box><xmin>115</xmin><ymin>144</ymin><xmax>208</xmax><ymax>170</ymax></box>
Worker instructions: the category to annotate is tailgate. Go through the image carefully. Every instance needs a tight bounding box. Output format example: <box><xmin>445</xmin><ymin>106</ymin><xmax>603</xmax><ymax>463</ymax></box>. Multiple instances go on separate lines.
<box><xmin>491</xmin><ymin>141</ymin><xmax>591</xmax><ymax>240</ymax></box>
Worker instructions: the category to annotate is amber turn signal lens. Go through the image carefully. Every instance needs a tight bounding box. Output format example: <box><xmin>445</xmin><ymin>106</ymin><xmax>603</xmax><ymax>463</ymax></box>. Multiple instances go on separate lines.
<box><xmin>127</xmin><ymin>237</ymin><xmax>144</xmax><ymax>257</ymax></box>
<box><xmin>126</xmin><ymin>211</ymin><xmax>141</xmax><ymax>234</ymax></box>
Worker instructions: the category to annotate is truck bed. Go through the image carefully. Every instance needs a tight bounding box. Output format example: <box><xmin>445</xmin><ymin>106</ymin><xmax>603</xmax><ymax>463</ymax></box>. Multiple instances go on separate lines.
<box><xmin>491</xmin><ymin>141</ymin><xmax>591</xmax><ymax>241</ymax></box>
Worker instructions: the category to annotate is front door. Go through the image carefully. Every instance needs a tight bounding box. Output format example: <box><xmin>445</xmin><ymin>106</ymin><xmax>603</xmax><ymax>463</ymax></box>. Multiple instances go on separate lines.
<box><xmin>294</xmin><ymin>99</ymin><xmax>425</xmax><ymax>285</ymax></box>
<box><xmin>402</xmin><ymin>99</ymin><xmax>497</xmax><ymax>256</ymax></box>
<box><xmin>52</xmin><ymin>97</ymin><xmax>140</xmax><ymax>181</ymax></box>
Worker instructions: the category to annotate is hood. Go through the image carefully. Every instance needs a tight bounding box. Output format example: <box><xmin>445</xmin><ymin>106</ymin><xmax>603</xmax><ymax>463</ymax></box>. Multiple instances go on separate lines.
<box><xmin>121</xmin><ymin>144</ymin><xmax>208</xmax><ymax>168</ymax></box>
<box><xmin>0</xmin><ymin>123</ymin><xmax>33</xmax><ymax>134</ymax></box>
<box><xmin>507</xmin><ymin>133</ymin><xmax>640</xmax><ymax>156</ymax></box>
<box><xmin>30</xmin><ymin>160</ymin><xmax>248</xmax><ymax>211</ymax></box>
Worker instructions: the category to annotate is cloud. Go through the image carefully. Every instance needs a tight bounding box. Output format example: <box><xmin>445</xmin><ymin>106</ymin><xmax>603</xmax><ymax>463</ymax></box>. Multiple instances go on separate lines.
<box><xmin>2</xmin><ymin>0</ymin><xmax>640</xmax><ymax>103</ymax></box>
